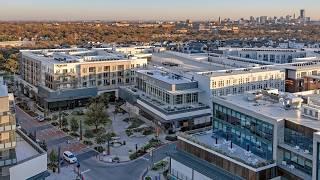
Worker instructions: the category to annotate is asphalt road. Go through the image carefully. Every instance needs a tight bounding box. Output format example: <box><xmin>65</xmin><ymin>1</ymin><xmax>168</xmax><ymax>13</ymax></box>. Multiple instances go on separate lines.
<box><xmin>80</xmin><ymin>143</ymin><xmax>176</xmax><ymax>180</ymax></box>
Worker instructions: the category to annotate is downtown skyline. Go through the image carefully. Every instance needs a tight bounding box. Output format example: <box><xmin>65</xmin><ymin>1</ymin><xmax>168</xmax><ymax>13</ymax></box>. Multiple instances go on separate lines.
<box><xmin>0</xmin><ymin>0</ymin><xmax>319</xmax><ymax>21</ymax></box>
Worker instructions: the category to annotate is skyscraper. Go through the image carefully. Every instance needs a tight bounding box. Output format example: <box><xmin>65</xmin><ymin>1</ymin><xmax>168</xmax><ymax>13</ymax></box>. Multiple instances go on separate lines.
<box><xmin>300</xmin><ymin>9</ymin><xmax>305</xmax><ymax>19</ymax></box>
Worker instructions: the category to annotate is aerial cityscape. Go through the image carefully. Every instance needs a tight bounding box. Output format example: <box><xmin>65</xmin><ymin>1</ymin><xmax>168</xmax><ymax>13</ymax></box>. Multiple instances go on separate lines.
<box><xmin>1</xmin><ymin>1</ymin><xmax>320</xmax><ymax>180</ymax></box>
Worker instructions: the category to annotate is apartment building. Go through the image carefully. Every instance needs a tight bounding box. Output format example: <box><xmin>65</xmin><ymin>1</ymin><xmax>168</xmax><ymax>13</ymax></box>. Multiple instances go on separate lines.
<box><xmin>0</xmin><ymin>78</ymin><xmax>48</xmax><ymax>180</ymax></box>
<box><xmin>16</xmin><ymin>48</ymin><xmax>148</xmax><ymax>110</ymax></box>
<box><xmin>169</xmin><ymin>89</ymin><xmax>320</xmax><ymax>180</ymax></box>
<box><xmin>187</xmin><ymin>66</ymin><xmax>285</xmax><ymax>115</ymax></box>
<box><xmin>119</xmin><ymin>69</ymin><xmax>211</xmax><ymax>132</ymax></box>
<box><xmin>220</xmin><ymin>47</ymin><xmax>307</xmax><ymax>64</ymax></box>
<box><xmin>282</xmin><ymin>61</ymin><xmax>320</xmax><ymax>92</ymax></box>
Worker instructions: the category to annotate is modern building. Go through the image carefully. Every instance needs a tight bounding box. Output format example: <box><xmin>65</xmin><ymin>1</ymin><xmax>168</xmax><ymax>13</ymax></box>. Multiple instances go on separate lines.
<box><xmin>0</xmin><ymin>78</ymin><xmax>48</xmax><ymax>180</ymax></box>
<box><xmin>220</xmin><ymin>47</ymin><xmax>307</xmax><ymax>64</ymax></box>
<box><xmin>119</xmin><ymin>69</ymin><xmax>211</xmax><ymax>132</ymax></box>
<box><xmin>16</xmin><ymin>48</ymin><xmax>148</xmax><ymax>110</ymax></box>
<box><xmin>169</xmin><ymin>89</ymin><xmax>320</xmax><ymax>180</ymax></box>
<box><xmin>187</xmin><ymin>66</ymin><xmax>285</xmax><ymax>117</ymax></box>
<box><xmin>282</xmin><ymin>61</ymin><xmax>320</xmax><ymax>92</ymax></box>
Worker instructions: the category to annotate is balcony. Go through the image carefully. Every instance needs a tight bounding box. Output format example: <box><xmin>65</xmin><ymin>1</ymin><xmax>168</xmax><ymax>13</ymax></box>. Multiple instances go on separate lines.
<box><xmin>0</xmin><ymin>122</ymin><xmax>16</xmax><ymax>132</ymax></box>
<box><xmin>178</xmin><ymin>130</ymin><xmax>275</xmax><ymax>169</ymax></box>
<box><xmin>0</xmin><ymin>135</ymin><xmax>17</xmax><ymax>150</ymax></box>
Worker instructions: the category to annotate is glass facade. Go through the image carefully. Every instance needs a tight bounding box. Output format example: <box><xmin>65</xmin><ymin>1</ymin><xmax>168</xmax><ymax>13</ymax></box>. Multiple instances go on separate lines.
<box><xmin>280</xmin><ymin>148</ymin><xmax>312</xmax><ymax>175</ymax></box>
<box><xmin>213</xmin><ymin>103</ymin><xmax>273</xmax><ymax>160</ymax></box>
<box><xmin>317</xmin><ymin>143</ymin><xmax>320</xmax><ymax>180</ymax></box>
<box><xmin>284</xmin><ymin>128</ymin><xmax>313</xmax><ymax>154</ymax></box>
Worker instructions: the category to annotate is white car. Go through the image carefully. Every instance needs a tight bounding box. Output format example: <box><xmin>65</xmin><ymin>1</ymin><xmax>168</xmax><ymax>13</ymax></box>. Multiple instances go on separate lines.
<box><xmin>63</xmin><ymin>151</ymin><xmax>77</xmax><ymax>164</ymax></box>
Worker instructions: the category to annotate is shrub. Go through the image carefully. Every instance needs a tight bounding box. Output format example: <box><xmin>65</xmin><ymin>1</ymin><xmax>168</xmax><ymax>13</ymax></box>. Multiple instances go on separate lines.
<box><xmin>94</xmin><ymin>146</ymin><xmax>104</xmax><ymax>153</ymax></box>
<box><xmin>125</xmin><ymin>129</ymin><xmax>133</xmax><ymax>136</ymax></box>
<box><xmin>145</xmin><ymin>176</ymin><xmax>152</xmax><ymax>180</ymax></box>
<box><xmin>165</xmin><ymin>135</ymin><xmax>177</xmax><ymax>141</ymax></box>
<box><xmin>52</xmin><ymin>114</ymin><xmax>58</xmax><ymax>121</ymax></box>
<box><xmin>84</xmin><ymin>130</ymin><xmax>94</xmax><ymax>138</ymax></box>
<box><xmin>83</xmin><ymin>140</ymin><xmax>93</xmax><ymax>146</ymax></box>
<box><xmin>70</xmin><ymin>132</ymin><xmax>79</xmax><ymax>137</ymax></box>
<box><xmin>62</xmin><ymin>128</ymin><xmax>70</xmax><ymax>132</ymax></box>
<box><xmin>51</xmin><ymin>122</ymin><xmax>59</xmax><ymax>126</ymax></box>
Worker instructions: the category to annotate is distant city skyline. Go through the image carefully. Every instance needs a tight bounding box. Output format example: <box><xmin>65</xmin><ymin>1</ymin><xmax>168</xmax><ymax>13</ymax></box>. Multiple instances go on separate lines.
<box><xmin>0</xmin><ymin>0</ymin><xmax>319</xmax><ymax>21</ymax></box>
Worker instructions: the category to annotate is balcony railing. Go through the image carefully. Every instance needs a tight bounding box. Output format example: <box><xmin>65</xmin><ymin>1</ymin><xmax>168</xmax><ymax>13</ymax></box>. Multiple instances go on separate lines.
<box><xmin>178</xmin><ymin>132</ymin><xmax>275</xmax><ymax>169</ymax></box>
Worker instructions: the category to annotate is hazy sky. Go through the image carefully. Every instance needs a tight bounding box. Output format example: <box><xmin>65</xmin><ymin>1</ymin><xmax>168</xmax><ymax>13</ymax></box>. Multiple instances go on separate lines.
<box><xmin>0</xmin><ymin>0</ymin><xmax>319</xmax><ymax>21</ymax></box>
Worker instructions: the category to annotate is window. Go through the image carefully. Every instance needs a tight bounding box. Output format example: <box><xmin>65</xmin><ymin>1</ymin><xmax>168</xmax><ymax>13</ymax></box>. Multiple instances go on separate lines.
<box><xmin>104</xmin><ymin>66</ymin><xmax>110</xmax><ymax>71</ymax></box>
<box><xmin>89</xmin><ymin>67</ymin><xmax>96</xmax><ymax>73</ymax></box>
<box><xmin>175</xmin><ymin>95</ymin><xmax>183</xmax><ymax>104</ymax></box>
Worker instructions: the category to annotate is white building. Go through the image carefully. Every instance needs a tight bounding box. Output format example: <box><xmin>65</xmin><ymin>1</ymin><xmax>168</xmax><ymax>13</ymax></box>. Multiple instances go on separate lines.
<box><xmin>219</xmin><ymin>47</ymin><xmax>307</xmax><ymax>64</ymax></box>
<box><xmin>119</xmin><ymin>69</ymin><xmax>211</xmax><ymax>132</ymax></box>
<box><xmin>170</xmin><ymin>89</ymin><xmax>320</xmax><ymax>180</ymax></box>
<box><xmin>17</xmin><ymin>47</ymin><xmax>148</xmax><ymax>110</ymax></box>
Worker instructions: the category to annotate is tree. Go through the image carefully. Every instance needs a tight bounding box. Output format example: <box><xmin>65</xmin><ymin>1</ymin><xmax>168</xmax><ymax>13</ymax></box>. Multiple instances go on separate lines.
<box><xmin>49</xmin><ymin>149</ymin><xmax>58</xmax><ymax>171</ymax></box>
<box><xmin>85</xmin><ymin>101</ymin><xmax>110</xmax><ymax>132</ymax></box>
<box><xmin>70</xmin><ymin>117</ymin><xmax>79</xmax><ymax>133</ymax></box>
<box><xmin>95</xmin><ymin>133</ymin><xmax>107</xmax><ymax>146</ymax></box>
<box><xmin>105</xmin><ymin>133</ymin><xmax>115</xmax><ymax>155</ymax></box>
<box><xmin>61</xmin><ymin>117</ymin><xmax>68</xmax><ymax>129</ymax></box>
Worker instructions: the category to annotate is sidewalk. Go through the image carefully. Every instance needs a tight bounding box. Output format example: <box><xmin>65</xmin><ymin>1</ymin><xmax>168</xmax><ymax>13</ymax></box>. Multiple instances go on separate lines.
<box><xmin>47</xmin><ymin>165</ymin><xmax>80</xmax><ymax>180</ymax></box>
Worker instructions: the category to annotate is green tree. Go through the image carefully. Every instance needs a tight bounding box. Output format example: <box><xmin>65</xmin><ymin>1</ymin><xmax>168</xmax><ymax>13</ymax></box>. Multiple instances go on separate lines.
<box><xmin>48</xmin><ymin>149</ymin><xmax>58</xmax><ymax>170</ymax></box>
<box><xmin>85</xmin><ymin>101</ymin><xmax>110</xmax><ymax>132</ymax></box>
<box><xmin>95</xmin><ymin>132</ymin><xmax>107</xmax><ymax>146</ymax></box>
<box><xmin>70</xmin><ymin>117</ymin><xmax>79</xmax><ymax>133</ymax></box>
<box><xmin>61</xmin><ymin>117</ymin><xmax>68</xmax><ymax>129</ymax></box>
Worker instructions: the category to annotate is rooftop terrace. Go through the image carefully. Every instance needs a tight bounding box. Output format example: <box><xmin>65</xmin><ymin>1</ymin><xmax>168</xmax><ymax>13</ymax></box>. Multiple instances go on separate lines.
<box><xmin>137</xmin><ymin>70</ymin><xmax>195</xmax><ymax>85</ymax></box>
<box><xmin>179</xmin><ymin>130</ymin><xmax>275</xmax><ymax>169</ymax></box>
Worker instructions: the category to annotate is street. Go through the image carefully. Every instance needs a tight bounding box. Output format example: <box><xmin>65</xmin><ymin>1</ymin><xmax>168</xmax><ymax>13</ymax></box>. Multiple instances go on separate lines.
<box><xmin>80</xmin><ymin>143</ymin><xmax>176</xmax><ymax>180</ymax></box>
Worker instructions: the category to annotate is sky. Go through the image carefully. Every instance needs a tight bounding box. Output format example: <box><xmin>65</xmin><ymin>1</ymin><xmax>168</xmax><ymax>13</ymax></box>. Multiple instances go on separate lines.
<box><xmin>0</xmin><ymin>0</ymin><xmax>319</xmax><ymax>21</ymax></box>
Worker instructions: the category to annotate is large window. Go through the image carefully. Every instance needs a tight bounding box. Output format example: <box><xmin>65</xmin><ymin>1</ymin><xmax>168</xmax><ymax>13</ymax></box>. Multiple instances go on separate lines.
<box><xmin>213</xmin><ymin>103</ymin><xmax>273</xmax><ymax>160</ymax></box>
<box><xmin>281</xmin><ymin>148</ymin><xmax>312</xmax><ymax>175</ymax></box>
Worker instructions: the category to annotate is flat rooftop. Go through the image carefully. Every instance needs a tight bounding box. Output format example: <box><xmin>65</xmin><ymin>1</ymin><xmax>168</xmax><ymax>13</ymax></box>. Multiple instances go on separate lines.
<box><xmin>198</xmin><ymin>66</ymin><xmax>282</xmax><ymax>77</ymax></box>
<box><xmin>280</xmin><ymin>61</ymin><xmax>320</xmax><ymax>70</ymax></box>
<box><xmin>151</xmin><ymin>52</ymin><xmax>228</xmax><ymax>73</ymax></box>
<box><xmin>170</xmin><ymin>149</ymin><xmax>244</xmax><ymax>180</ymax></box>
<box><xmin>179</xmin><ymin>130</ymin><xmax>273</xmax><ymax>169</ymax></box>
<box><xmin>214</xmin><ymin>90</ymin><xmax>320</xmax><ymax>131</ymax></box>
<box><xmin>137</xmin><ymin>69</ymin><xmax>194</xmax><ymax>84</ymax></box>
<box><xmin>0</xmin><ymin>84</ymin><xmax>8</xmax><ymax>97</ymax></box>
<box><xmin>16</xmin><ymin>134</ymin><xmax>39</xmax><ymax>162</ymax></box>
<box><xmin>20</xmin><ymin>48</ymin><xmax>139</xmax><ymax>64</ymax></box>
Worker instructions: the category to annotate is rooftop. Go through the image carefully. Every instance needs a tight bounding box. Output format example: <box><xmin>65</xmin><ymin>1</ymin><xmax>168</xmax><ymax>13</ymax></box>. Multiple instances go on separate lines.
<box><xmin>20</xmin><ymin>48</ymin><xmax>142</xmax><ymax>64</ymax></box>
<box><xmin>214</xmin><ymin>89</ymin><xmax>320</xmax><ymax>131</ymax></box>
<box><xmin>15</xmin><ymin>129</ymin><xmax>46</xmax><ymax>163</ymax></box>
<box><xmin>198</xmin><ymin>66</ymin><xmax>282</xmax><ymax>77</ymax></box>
<box><xmin>280</xmin><ymin>61</ymin><xmax>320</xmax><ymax>70</ymax></box>
<box><xmin>170</xmin><ymin>149</ymin><xmax>244</xmax><ymax>180</ymax></box>
<box><xmin>137</xmin><ymin>69</ymin><xmax>195</xmax><ymax>85</ymax></box>
<box><xmin>179</xmin><ymin>130</ymin><xmax>275</xmax><ymax>169</ymax></box>
<box><xmin>0</xmin><ymin>77</ymin><xmax>8</xmax><ymax>97</ymax></box>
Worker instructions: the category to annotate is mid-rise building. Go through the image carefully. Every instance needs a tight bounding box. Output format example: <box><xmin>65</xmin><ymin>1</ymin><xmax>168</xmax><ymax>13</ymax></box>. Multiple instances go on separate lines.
<box><xmin>220</xmin><ymin>47</ymin><xmax>307</xmax><ymax>64</ymax></box>
<box><xmin>119</xmin><ymin>69</ymin><xmax>211</xmax><ymax>132</ymax></box>
<box><xmin>0</xmin><ymin>78</ymin><xmax>48</xmax><ymax>180</ymax></box>
<box><xmin>169</xmin><ymin>89</ymin><xmax>320</xmax><ymax>180</ymax></box>
<box><xmin>187</xmin><ymin>66</ymin><xmax>285</xmax><ymax>116</ymax></box>
<box><xmin>282</xmin><ymin>61</ymin><xmax>320</xmax><ymax>92</ymax></box>
<box><xmin>16</xmin><ymin>48</ymin><xmax>148</xmax><ymax>110</ymax></box>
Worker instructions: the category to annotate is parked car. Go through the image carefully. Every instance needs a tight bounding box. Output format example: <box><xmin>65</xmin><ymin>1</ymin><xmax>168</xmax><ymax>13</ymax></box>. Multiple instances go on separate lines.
<box><xmin>63</xmin><ymin>151</ymin><xmax>77</xmax><ymax>164</ymax></box>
